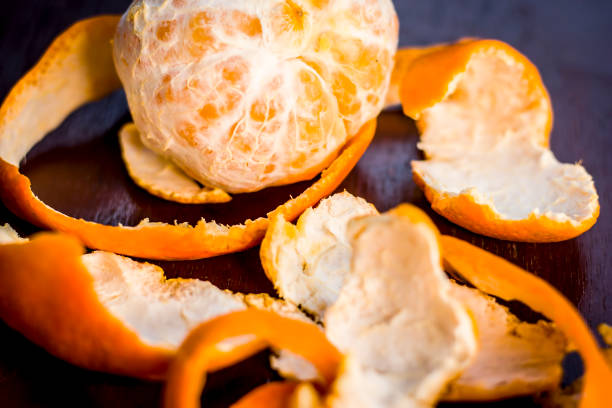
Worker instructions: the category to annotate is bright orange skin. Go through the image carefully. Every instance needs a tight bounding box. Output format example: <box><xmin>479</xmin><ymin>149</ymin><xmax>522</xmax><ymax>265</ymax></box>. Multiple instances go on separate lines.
<box><xmin>400</xmin><ymin>39</ymin><xmax>553</xmax><ymax>144</ymax></box>
<box><xmin>0</xmin><ymin>233</ymin><xmax>172</xmax><ymax>379</ymax></box>
<box><xmin>163</xmin><ymin>309</ymin><xmax>341</xmax><ymax>408</ymax></box>
<box><xmin>0</xmin><ymin>119</ymin><xmax>374</xmax><ymax>260</ymax></box>
<box><xmin>384</xmin><ymin>44</ymin><xmax>449</xmax><ymax>107</ymax></box>
<box><xmin>441</xmin><ymin>236</ymin><xmax>612</xmax><ymax>408</ymax></box>
<box><xmin>0</xmin><ymin>15</ymin><xmax>377</xmax><ymax>260</ymax></box>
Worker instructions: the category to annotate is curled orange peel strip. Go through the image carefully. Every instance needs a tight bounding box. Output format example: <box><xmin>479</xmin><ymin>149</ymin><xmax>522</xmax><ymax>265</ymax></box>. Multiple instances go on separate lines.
<box><xmin>440</xmin><ymin>235</ymin><xmax>612</xmax><ymax>408</ymax></box>
<box><xmin>0</xmin><ymin>15</ymin><xmax>376</xmax><ymax>260</ymax></box>
<box><xmin>0</xmin><ymin>232</ymin><xmax>173</xmax><ymax>379</ymax></box>
<box><xmin>163</xmin><ymin>309</ymin><xmax>341</xmax><ymax>408</ymax></box>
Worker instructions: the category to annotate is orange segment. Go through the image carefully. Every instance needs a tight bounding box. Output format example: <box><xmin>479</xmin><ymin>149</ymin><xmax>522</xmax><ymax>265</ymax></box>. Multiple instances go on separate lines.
<box><xmin>441</xmin><ymin>235</ymin><xmax>612</xmax><ymax>408</ymax></box>
<box><xmin>400</xmin><ymin>39</ymin><xmax>599</xmax><ymax>242</ymax></box>
<box><xmin>0</xmin><ymin>15</ymin><xmax>377</xmax><ymax>260</ymax></box>
<box><xmin>163</xmin><ymin>309</ymin><xmax>341</xmax><ymax>408</ymax></box>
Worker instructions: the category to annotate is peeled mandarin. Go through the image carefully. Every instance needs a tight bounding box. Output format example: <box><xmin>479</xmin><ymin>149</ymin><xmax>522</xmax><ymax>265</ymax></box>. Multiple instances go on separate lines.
<box><xmin>113</xmin><ymin>0</ymin><xmax>398</xmax><ymax>193</ymax></box>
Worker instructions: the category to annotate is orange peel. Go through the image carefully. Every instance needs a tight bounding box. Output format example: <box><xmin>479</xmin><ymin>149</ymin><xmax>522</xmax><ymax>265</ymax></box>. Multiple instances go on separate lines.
<box><xmin>260</xmin><ymin>191</ymin><xmax>378</xmax><ymax>318</ymax></box>
<box><xmin>262</xmin><ymin>192</ymin><xmax>569</xmax><ymax>401</ymax></box>
<box><xmin>384</xmin><ymin>44</ymin><xmax>448</xmax><ymax>108</ymax></box>
<box><xmin>0</xmin><ymin>224</ymin><xmax>310</xmax><ymax>379</ymax></box>
<box><xmin>163</xmin><ymin>309</ymin><xmax>341</xmax><ymax>408</ymax></box>
<box><xmin>118</xmin><ymin>123</ymin><xmax>231</xmax><ymax>204</ymax></box>
<box><xmin>400</xmin><ymin>39</ymin><xmax>599</xmax><ymax>242</ymax></box>
<box><xmin>0</xmin><ymin>15</ymin><xmax>377</xmax><ymax>260</ymax></box>
<box><xmin>441</xmin><ymin>235</ymin><xmax>612</xmax><ymax>407</ymax></box>
<box><xmin>323</xmin><ymin>206</ymin><xmax>477</xmax><ymax>407</ymax></box>
<box><xmin>445</xmin><ymin>282</ymin><xmax>566</xmax><ymax>401</ymax></box>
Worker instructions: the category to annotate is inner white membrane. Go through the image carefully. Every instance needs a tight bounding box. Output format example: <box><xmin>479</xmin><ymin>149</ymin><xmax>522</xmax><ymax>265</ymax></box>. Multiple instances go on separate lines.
<box><xmin>324</xmin><ymin>213</ymin><xmax>476</xmax><ymax>408</ymax></box>
<box><xmin>83</xmin><ymin>251</ymin><xmax>307</xmax><ymax>348</ymax></box>
<box><xmin>412</xmin><ymin>49</ymin><xmax>597</xmax><ymax>223</ymax></box>
<box><xmin>263</xmin><ymin>193</ymin><xmax>566</xmax><ymax>403</ymax></box>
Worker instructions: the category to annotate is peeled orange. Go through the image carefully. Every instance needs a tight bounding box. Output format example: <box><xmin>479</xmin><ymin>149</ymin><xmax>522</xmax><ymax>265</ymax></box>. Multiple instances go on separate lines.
<box><xmin>113</xmin><ymin>0</ymin><xmax>398</xmax><ymax>194</ymax></box>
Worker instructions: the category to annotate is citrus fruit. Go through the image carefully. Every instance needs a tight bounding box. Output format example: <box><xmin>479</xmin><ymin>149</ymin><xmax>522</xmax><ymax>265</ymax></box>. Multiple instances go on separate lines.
<box><xmin>113</xmin><ymin>0</ymin><xmax>398</xmax><ymax>193</ymax></box>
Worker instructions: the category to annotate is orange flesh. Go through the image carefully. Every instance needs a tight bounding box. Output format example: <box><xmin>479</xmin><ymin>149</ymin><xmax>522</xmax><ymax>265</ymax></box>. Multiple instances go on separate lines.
<box><xmin>164</xmin><ymin>309</ymin><xmax>341</xmax><ymax>408</ymax></box>
<box><xmin>441</xmin><ymin>235</ymin><xmax>612</xmax><ymax>408</ymax></box>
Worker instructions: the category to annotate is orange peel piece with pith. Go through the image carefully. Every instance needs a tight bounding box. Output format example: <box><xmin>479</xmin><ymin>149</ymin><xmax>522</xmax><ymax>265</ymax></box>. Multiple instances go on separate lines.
<box><xmin>0</xmin><ymin>224</ymin><xmax>312</xmax><ymax>380</ymax></box>
<box><xmin>163</xmin><ymin>309</ymin><xmax>341</xmax><ymax>408</ymax></box>
<box><xmin>262</xmin><ymin>192</ymin><xmax>567</xmax><ymax>401</ymax></box>
<box><xmin>400</xmin><ymin>39</ymin><xmax>599</xmax><ymax>242</ymax></box>
<box><xmin>0</xmin><ymin>15</ymin><xmax>377</xmax><ymax>260</ymax></box>
<box><xmin>323</xmin><ymin>205</ymin><xmax>477</xmax><ymax>408</ymax></box>
<box><xmin>441</xmin><ymin>235</ymin><xmax>612</xmax><ymax>408</ymax></box>
<box><xmin>119</xmin><ymin>123</ymin><xmax>231</xmax><ymax>204</ymax></box>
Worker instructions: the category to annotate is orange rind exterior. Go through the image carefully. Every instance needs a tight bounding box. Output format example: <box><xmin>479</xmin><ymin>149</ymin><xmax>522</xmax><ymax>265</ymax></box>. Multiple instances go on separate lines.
<box><xmin>384</xmin><ymin>44</ymin><xmax>449</xmax><ymax>108</ymax></box>
<box><xmin>0</xmin><ymin>232</ymin><xmax>173</xmax><ymax>379</ymax></box>
<box><xmin>0</xmin><ymin>16</ymin><xmax>376</xmax><ymax>260</ymax></box>
<box><xmin>163</xmin><ymin>309</ymin><xmax>341</xmax><ymax>408</ymax></box>
<box><xmin>441</xmin><ymin>235</ymin><xmax>612</xmax><ymax>408</ymax></box>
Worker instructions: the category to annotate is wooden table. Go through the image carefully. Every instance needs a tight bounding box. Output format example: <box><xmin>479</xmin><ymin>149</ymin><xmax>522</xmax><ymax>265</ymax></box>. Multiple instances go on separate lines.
<box><xmin>1</xmin><ymin>1</ymin><xmax>610</xmax><ymax>406</ymax></box>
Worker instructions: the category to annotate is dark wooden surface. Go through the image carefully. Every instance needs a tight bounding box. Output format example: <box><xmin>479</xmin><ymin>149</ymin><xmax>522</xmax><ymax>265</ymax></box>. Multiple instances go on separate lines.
<box><xmin>1</xmin><ymin>1</ymin><xmax>611</xmax><ymax>407</ymax></box>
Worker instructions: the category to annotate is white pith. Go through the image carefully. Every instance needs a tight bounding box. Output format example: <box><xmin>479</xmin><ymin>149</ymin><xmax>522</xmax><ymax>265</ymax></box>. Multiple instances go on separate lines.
<box><xmin>325</xmin><ymin>214</ymin><xmax>476</xmax><ymax>408</ymax></box>
<box><xmin>83</xmin><ymin>251</ymin><xmax>307</xmax><ymax>348</ymax></box>
<box><xmin>413</xmin><ymin>49</ymin><xmax>597</xmax><ymax>224</ymax></box>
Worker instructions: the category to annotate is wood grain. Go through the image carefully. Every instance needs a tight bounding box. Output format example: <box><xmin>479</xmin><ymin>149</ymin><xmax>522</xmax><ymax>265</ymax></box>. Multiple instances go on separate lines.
<box><xmin>1</xmin><ymin>1</ymin><xmax>611</xmax><ymax>406</ymax></box>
